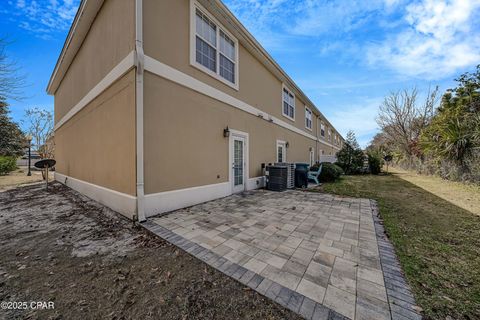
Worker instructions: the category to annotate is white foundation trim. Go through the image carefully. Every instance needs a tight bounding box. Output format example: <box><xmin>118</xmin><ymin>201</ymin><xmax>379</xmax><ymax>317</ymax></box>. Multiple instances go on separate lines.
<box><xmin>247</xmin><ymin>176</ymin><xmax>266</xmax><ymax>190</ymax></box>
<box><xmin>54</xmin><ymin>172</ymin><xmax>137</xmax><ymax>219</ymax></box>
<box><xmin>143</xmin><ymin>55</ymin><xmax>340</xmax><ymax>150</ymax></box>
<box><xmin>54</xmin><ymin>51</ymin><xmax>136</xmax><ymax>131</ymax></box>
<box><xmin>144</xmin><ymin>182</ymin><xmax>230</xmax><ymax>217</ymax></box>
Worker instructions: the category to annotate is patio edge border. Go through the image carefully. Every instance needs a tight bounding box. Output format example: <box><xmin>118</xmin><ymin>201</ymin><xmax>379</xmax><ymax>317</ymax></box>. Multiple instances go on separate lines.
<box><xmin>370</xmin><ymin>200</ymin><xmax>423</xmax><ymax>320</ymax></box>
<box><xmin>141</xmin><ymin>220</ymin><xmax>349</xmax><ymax>320</ymax></box>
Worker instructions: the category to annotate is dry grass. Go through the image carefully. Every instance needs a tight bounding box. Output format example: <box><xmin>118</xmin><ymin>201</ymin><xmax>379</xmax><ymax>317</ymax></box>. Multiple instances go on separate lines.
<box><xmin>319</xmin><ymin>173</ymin><xmax>480</xmax><ymax>320</ymax></box>
<box><xmin>0</xmin><ymin>168</ymin><xmax>52</xmax><ymax>191</ymax></box>
<box><xmin>389</xmin><ymin>167</ymin><xmax>480</xmax><ymax>216</ymax></box>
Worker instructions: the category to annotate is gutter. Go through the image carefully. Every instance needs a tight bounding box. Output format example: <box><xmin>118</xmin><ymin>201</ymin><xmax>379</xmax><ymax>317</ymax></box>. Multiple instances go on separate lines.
<box><xmin>135</xmin><ymin>0</ymin><xmax>146</xmax><ymax>222</ymax></box>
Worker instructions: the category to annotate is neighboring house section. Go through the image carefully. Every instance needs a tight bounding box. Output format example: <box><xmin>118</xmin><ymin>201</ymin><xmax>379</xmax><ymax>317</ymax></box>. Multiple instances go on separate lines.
<box><xmin>48</xmin><ymin>0</ymin><xmax>344</xmax><ymax>221</ymax></box>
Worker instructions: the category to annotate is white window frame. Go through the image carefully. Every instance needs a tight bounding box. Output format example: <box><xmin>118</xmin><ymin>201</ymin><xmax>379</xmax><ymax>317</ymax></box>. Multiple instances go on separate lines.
<box><xmin>305</xmin><ymin>106</ymin><xmax>312</xmax><ymax>131</ymax></box>
<box><xmin>320</xmin><ymin>123</ymin><xmax>325</xmax><ymax>137</ymax></box>
<box><xmin>282</xmin><ymin>84</ymin><xmax>295</xmax><ymax>121</ymax></box>
<box><xmin>190</xmin><ymin>0</ymin><xmax>239</xmax><ymax>90</ymax></box>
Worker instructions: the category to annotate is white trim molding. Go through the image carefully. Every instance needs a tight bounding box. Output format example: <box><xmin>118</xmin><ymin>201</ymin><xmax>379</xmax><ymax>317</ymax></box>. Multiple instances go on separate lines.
<box><xmin>54</xmin><ymin>172</ymin><xmax>137</xmax><ymax>219</ymax></box>
<box><xmin>54</xmin><ymin>51</ymin><xmax>136</xmax><ymax>131</ymax></box>
<box><xmin>143</xmin><ymin>55</ymin><xmax>341</xmax><ymax>151</ymax></box>
<box><xmin>144</xmin><ymin>182</ymin><xmax>230</xmax><ymax>217</ymax></box>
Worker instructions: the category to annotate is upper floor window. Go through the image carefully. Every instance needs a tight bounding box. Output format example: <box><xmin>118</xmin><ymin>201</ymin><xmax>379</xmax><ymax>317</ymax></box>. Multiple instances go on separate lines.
<box><xmin>192</xmin><ymin>4</ymin><xmax>238</xmax><ymax>89</ymax></box>
<box><xmin>328</xmin><ymin>129</ymin><xmax>332</xmax><ymax>141</ymax></box>
<box><xmin>305</xmin><ymin>106</ymin><xmax>312</xmax><ymax>130</ymax></box>
<box><xmin>282</xmin><ymin>86</ymin><xmax>295</xmax><ymax>120</ymax></box>
<box><xmin>320</xmin><ymin>123</ymin><xmax>325</xmax><ymax>137</ymax></box>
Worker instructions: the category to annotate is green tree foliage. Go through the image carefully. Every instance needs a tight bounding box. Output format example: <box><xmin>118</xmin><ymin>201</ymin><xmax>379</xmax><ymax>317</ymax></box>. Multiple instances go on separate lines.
<box><xmin>336</xmin><ymin>131</ymin><xmax>365</xmax><ymax>174</ymax></box>
<box><xmin>0</xmin><ymin>99</ymin><xmax>24</xmax><ymax>157</ymax></box>
<box><xmin>421</xmin><ymin>65</ymin><xmax>480</xmax><ymax>177</ymax></box>
<box><xmin>0</xmin><ymin>39</ymin><xmax>26</xmax><ymax>160</ymax></box>
<box><xmin>367</xmin><ymin>150</ymin><xmax>383</xmax><ymax>175</ymax></box>
<box><xmin>0</xmin><ymin>156</ymin><xmax>17</xmax><ymax>175</ymax></box>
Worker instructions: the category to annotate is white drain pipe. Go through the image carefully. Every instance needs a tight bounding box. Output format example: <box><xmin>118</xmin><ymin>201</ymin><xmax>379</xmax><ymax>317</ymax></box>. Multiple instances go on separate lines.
<box><xmin>135</xmin><ymin>0</ymin><xmax>146</xmax><ymax>222</ymax></box>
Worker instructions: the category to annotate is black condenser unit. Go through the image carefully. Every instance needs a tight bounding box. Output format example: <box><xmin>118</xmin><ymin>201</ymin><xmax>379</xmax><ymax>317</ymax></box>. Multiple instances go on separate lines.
<box><xmin>266</xmin><ymin>165</ymin><xmax>288</xmax><ymax>191</ymax></box>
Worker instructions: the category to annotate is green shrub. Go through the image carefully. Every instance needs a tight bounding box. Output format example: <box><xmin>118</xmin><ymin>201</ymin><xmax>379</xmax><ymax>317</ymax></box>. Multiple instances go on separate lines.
<box><xmin>367</xmin><ymin>151</ymin><xmax>383</xmax><ymax>175</ymax></box>
<box><xmin>0</xmin><ymin>156</ymin><xmax>17</xmax><ymax>175</ymax></box>
<box><xmin>332</xmin><ymin>164</ymin><xmax>344</xmax><ymax>176</ymax></box>
<box><xmin>319</xmin><ymin>162</ymin><xmax>342</xmax><ymax>182</ymax></box>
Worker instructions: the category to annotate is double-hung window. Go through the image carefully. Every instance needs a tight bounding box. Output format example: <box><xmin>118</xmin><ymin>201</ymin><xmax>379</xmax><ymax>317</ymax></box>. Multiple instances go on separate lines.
<box><xmin>282</xmin><ymin>87</ymin><xmax>295</xmax><ymax>120</ymax></box>
<box><xmin>320</xmin><ymin>123</ymin><xmax>325</xmax><ymax>137</ymax></box>
<box><xmin>193</xmin><ymin>5</ymin><xmax>238</xmax><ymax>88</ymax></box>
<box><xmin>305</xmin><ymin>106</ymin><xmax>312</xmax><ymax>130</ymax></box>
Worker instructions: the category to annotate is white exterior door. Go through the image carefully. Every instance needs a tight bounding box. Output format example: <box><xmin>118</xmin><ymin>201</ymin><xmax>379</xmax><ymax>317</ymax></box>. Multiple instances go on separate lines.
<box><xmin>276</xmin><ymin>141</ymin><xmax>287</xmax><ymax>163</ymax></box>
<box><xmin>232</xmin><ymin>136</ymin><xmax>246</xmax><ymax>193</ymax></box>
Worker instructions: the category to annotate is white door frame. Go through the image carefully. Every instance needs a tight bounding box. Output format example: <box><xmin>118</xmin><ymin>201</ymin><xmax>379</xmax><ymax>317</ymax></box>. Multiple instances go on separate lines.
<box><xmin>229</xmin><ymin>129</ymin><xmax>249</xmax><ymax>194</ymax></box>
<box><xmin>276</xmin><ymin>140</ymin><xmax>287</xmax><ymax>163</ymax></box>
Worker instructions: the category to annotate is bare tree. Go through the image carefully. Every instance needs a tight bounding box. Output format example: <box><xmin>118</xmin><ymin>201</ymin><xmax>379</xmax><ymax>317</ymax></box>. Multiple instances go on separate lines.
<box><xmin>0</xmin><ymin>38</ymin><xmax>26</xmax><ymax>101</ymax></box>
<box><xmin>376</xmin><ymin>87</ymin><xmax>439</xmax><ymax>162</ymax></box>
<box><xmin>23</xmin><ymin>107</ymin><xmax>54</xmax><ymax>159</ymax></box>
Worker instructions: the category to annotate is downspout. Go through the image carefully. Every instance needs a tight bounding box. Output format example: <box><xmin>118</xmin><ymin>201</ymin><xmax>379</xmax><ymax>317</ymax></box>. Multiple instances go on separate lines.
<box><xmin>135</xmin><ymin>0</ymin><xmax>146</xmax><ymax>222</ymax></box>
<box><xmin>315</xmin><ymin>115</ymin><xmax>319</xmax><ymax>163</ymax></box>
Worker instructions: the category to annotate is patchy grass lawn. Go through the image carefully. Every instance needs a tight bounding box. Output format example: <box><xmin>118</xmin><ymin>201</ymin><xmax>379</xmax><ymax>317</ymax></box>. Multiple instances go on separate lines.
<box><xmin>317</xmin><ymin>172</ymin><xmax>480</xmax><ymax>319</ymax></box>
<box><xmin>0</xmin><ymin>183</ymin><xmax>300</xmax><ymax>320</ymax></box>
<box><xmin>0</xmin><ymin>168</ymin><xmax>50</xmax><ymax>191</ymax></box>
<box><xmin>389</xmin><ymin>167</ymin><xmax>480</xmax><ymax>216</ymax></box>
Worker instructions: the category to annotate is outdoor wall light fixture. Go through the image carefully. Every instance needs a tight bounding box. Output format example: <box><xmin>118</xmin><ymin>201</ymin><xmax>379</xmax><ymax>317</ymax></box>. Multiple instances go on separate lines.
<box><xmin>286</xmin><ymin>142</ymin><xmax>290</xmax><ymax>148</ymax></box>
<box><xmin>223</xmin><ymin>126</ymin><xmax>230</xmax><ymax>138</ymax></box>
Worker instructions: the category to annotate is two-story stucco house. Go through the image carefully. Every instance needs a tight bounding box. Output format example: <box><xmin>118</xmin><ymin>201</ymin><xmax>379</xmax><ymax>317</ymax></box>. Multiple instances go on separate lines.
<box><xmin>48</xmin><ymin>0</ymin><xmax>344</xmax><ymax>221</ymax></box>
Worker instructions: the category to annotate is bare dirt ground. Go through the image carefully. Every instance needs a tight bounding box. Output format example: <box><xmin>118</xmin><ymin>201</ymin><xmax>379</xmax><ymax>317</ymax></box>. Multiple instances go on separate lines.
<box><xmin>0</xmin><ymin>183</ymin><xmax>301</xmax><ymax>320</ymax></box>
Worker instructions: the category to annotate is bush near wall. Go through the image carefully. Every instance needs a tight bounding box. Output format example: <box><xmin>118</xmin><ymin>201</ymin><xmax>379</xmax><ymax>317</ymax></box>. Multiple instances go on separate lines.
<box><xmin>318</xmin><ymin>162</ymin><xmax>343</xmax><ymax>182</ymax></box>
<box><xmin>0</xmin><ymin>156</ymin><xmax>17</xmax><ymax>175</ymax></box>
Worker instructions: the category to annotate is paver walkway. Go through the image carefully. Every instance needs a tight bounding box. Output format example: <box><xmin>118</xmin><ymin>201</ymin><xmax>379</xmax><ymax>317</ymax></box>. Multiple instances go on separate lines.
<box><xmin>143</xmin><ymin>190</ymin><xmax>421</xmax><ymax>320</ymax></box>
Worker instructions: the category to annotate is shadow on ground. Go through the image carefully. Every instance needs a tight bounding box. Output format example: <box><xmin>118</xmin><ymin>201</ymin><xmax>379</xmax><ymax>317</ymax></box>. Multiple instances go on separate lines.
<box><xmin>0</xmin><ymin>183</ymin><xmax>301</xmax><ymax>320</ymax></box>
<box><xmin>319</xmin><ymin>173</ymin><xmax>480</xmax><ymax>320</ymax></box>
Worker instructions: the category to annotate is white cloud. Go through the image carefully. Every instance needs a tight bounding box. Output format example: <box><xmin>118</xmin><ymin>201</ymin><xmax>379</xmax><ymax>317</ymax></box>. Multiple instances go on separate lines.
<box><xmin>324</xmin><ymin>98</ymin><xmax>382</xmax><ymax>148</ymax></box>
<box><xmin>367</xmin><ymin>0</ymin><xmax>480</xmax><ymax>79</ymax></box>
<box><xmin>9</xmin><ymin>0</ymin><xmax>79</xmax><ymax>38</ymax></box>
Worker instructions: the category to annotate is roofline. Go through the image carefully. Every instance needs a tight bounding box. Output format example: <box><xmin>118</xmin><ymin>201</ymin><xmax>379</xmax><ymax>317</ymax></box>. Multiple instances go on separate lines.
<box><xmin>46</xmin><ymin>0</ymin><xmax>105</xmax><ymax>95</ymax></box>
<box><xmin>46</xmin><ymin>0</ymin><xmax>87</xmax><ymax>94</ymax></box>
<box><xmin>46</xmin><ymin>0</ymin><xmax>343</xmax><ymax>140</ymax></box>
<box><xmin>208</xmin><ymin>0</ymin><xmax>342</xmax><ymax>139</ymax></box>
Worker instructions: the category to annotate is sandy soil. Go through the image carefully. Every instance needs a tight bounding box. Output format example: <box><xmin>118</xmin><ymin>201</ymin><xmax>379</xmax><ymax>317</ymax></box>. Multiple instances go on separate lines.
<box><xmin>0</xmin><ymin>183</ymin><xmax>301</xmax><ymax>320</ymax></box>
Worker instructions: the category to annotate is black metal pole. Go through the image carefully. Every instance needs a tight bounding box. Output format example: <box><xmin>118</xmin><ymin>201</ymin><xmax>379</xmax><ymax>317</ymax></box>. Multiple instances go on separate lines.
<box><xmin>27</xmin><ymin>142</ymin><xmax>31</xmax><ymax>176</ymax></box>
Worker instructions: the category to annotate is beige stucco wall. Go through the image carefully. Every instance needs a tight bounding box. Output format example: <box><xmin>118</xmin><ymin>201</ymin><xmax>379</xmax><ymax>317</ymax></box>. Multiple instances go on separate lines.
<box><xmin>54</xmin><ymin>0</ymin><xmax>135</xmax><ymax>123</ymax></box>
<box><xmin>55</xmin><ymin>70</ymin><xmax>136</xmax><ymax>196</ymax></box>
<box><xmin>143</xmin><ymin>0</ymin><xmax>328</xmax><ymax>138</ymax></box>
<box><xmin>144</xmin><ymin>72</ymin><xmax>333</xmax><ymax>194</ymax></box>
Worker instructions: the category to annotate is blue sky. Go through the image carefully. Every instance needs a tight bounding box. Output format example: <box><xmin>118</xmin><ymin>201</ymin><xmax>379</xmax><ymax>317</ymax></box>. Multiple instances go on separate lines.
<box><xmin>1</xmin><ymin>0</ymin><xmax>480</xmax><ymax>147</ymax></box>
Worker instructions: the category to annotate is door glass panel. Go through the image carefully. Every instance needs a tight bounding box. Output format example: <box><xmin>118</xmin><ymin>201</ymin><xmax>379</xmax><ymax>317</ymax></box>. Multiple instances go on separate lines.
<box><xmin>234</xmin><ymin>139</ymin><xmax>243</xmax><ymax>186</ymax></box>
<box><xmin>277</xmin><ymin>145</ymin><xmax>283</xmax><ymax>163</ymax></box>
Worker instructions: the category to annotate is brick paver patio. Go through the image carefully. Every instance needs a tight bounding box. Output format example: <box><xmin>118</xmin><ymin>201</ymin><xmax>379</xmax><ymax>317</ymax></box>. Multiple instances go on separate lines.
<box><xmin>143</xmin><ymin>190</ymin><xmax>421</xmax><ymax>320</ymax></box>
